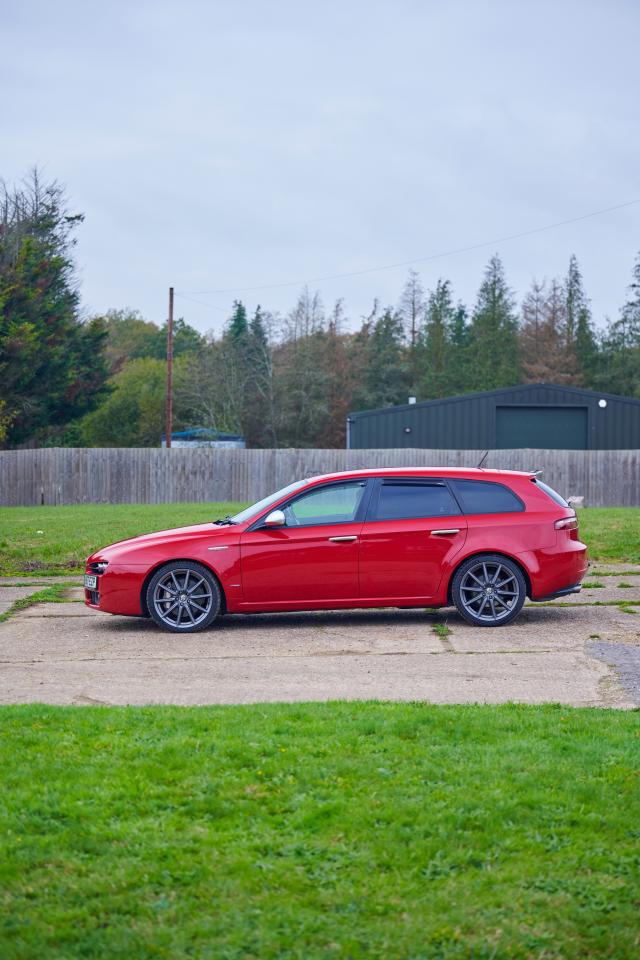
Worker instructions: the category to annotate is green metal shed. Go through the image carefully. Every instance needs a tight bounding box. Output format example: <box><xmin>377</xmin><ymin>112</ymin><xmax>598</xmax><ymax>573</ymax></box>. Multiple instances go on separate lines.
<box><xmin>347</xmin><ymin>383</ymin><xmax>640</xmax><ymax>450</ymax></box>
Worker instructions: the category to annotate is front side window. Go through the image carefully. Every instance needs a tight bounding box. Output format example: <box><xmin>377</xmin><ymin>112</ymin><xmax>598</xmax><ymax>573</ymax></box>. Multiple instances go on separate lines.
<box><xmin>449</xmin><ymin>479</ymin><xmax>524</xmax><ymax>514</ymax></box>
<box><xmin>373</xmin><ymin>482</ymin><xmax>460</xmax><ymax>521</ymax></box>
<box><xmin>285</xmin><ymin>481</ymin><xmax>367</xmax><ymax>527</ymax></box>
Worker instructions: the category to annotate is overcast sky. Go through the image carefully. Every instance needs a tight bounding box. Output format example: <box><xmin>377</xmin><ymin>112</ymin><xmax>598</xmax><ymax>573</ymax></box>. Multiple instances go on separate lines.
<box><xmin>3</xmin><ymin>0</ymin><xmax>639</xmax><ymax>334</ymax></box>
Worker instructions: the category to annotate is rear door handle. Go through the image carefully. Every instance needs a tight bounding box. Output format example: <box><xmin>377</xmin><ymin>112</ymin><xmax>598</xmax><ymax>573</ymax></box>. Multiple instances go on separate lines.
<box><xmin>329</xmin><ymin>535</ymin><xmax>358</xmax><ymax>542</ymax></box>
<box><xmin>430</xmin><ymin>528</ymin><xmax>461</xmax><ymax>536</ymax></box>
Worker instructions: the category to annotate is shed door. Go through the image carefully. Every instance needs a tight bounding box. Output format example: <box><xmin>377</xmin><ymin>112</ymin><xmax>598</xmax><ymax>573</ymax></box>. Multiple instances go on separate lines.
<box><xmin>495</xmin><ymin>405</ymin><xmax>588</xmax><ymax>449</ymax></box>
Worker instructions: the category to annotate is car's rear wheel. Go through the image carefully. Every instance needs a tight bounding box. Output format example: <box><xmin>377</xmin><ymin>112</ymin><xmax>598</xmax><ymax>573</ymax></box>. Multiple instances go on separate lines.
<box><xmin>451</xmin><ymin>554</ymin><xmax>526</xmax><ymax>627</ymax></box>
<box><xmin>146</xmin><ymin>561</ymin><xmax>221</xmax><ymax>632</ymax></box>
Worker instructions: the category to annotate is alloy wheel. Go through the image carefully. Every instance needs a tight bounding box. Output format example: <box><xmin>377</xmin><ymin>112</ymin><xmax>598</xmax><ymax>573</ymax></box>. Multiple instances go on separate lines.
<box><xmin>458</xmin><ymin>559</ymin><xmax>521</xmax><ymax>624</ymax></box>
<box><xmin>151</xmin><ymin>567</ymin><xmax>214</xmax><ymax>629</ymax></box>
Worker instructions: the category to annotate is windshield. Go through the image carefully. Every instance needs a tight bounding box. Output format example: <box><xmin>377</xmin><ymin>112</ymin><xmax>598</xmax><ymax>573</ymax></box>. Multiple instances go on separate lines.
<box><xmin>229</xmin><ymin>479</ymin><xmax>309</xmax><ymax>524</ymax></box>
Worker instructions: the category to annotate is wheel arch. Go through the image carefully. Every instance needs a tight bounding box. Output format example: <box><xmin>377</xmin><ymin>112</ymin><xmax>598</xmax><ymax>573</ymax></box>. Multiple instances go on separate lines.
<box><xmin>140</xmin><ymin>558</ymin><xmax>227</xmax><ymax>617</ymax></box>
<box><xmin>445</xmin><ymin>549</ymin><xmax>532</xmax><ymax>605</ymax></box>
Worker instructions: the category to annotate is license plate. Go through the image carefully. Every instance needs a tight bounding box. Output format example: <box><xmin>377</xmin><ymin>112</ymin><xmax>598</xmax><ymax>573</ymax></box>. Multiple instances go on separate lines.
<box><xmin>84</xmin><ymin>574</ymin><xmax>97</xmax><ymax>589</ymax></box>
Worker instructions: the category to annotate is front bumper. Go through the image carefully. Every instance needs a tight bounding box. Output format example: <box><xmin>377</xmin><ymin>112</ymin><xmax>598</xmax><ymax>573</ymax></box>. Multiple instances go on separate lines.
<box><xmin>83</xmin><ymin>564</ymin><xmax>145</xmax><ymax>616</ymax></box>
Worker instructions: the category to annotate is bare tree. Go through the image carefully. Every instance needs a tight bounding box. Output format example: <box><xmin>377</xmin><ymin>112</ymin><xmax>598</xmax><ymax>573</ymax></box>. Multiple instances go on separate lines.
<box><xmin>398</xmin><ymin>269</ymin><xmax>425</xmax><ymax>349</ymax></box>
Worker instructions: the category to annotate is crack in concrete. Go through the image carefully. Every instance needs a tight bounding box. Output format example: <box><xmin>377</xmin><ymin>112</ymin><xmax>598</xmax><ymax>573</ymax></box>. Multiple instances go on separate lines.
<box><xmin>0</xmin><ymin>647</ymin><xmax>588</xmax><ymax>666</ymax></box>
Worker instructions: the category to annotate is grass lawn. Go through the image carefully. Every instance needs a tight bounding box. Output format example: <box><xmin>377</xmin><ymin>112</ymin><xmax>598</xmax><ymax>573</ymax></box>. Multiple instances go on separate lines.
<box><xmin>0</xmin><ymin>502</ymin><xmax>246</xmax><ymax>575</ymax></box>
<box><xmin>1</xmin><ymin>702</ymin><xmax>639</xmax><ymax>959</ymax></box>
<box><xmin>0</xmin><ymin>503</ymin><xmax>638</xmax><ymax>575</ymax></box>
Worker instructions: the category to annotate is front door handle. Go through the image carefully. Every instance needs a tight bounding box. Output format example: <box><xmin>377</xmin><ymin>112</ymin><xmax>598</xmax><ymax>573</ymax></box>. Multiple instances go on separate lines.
<box><xmin>329</xmin><ymin>535</ymin><xmax>358</xmax><ymax>542</ymax></box>
<box><xmin>430</xmin><ymin>528</ymin><xmax>461</xmax><ymax>536</ymax></box>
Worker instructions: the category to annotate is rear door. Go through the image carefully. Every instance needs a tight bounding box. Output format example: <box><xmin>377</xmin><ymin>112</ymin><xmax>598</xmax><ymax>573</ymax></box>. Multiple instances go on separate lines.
<box><xmin>358</xmin><ymin>478</ymin><xmax>467</xmax><ymax>601</ymax></box>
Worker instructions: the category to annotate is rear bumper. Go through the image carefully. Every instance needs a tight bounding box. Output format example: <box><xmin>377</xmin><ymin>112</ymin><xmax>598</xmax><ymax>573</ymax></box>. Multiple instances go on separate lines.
<box><xmin>531</xmin><ymin>582</ymin><xmax>582</xmax><ymax>602</ymax></box>
<box><xmin>518</xmin><ymin>540</ymin><xmax>588</xmax><ymax>601</ymax></box>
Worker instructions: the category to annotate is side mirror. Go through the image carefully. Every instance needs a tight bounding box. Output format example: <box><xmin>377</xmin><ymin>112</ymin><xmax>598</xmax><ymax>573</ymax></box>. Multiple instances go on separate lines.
<box><xmin>263</xmin><ymin>509</ymin><xmax>286</xmax><ymax>528</ymax></box>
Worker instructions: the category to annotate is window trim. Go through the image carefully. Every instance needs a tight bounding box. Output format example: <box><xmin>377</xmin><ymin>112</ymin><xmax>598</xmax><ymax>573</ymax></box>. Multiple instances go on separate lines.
<box><xmin>366</xmin><ymin>477</ymin><xmax>462</xmax><ymax>523</ymax></box>
<box><xmin>248</xmin><ymin>478</ymin><xmax>374</xmax><ymax>530</ymax></box>
<box><xmin>447</xmin><ymin>478</ymin><xmax>525</xmax><ymax>515</ymax></box>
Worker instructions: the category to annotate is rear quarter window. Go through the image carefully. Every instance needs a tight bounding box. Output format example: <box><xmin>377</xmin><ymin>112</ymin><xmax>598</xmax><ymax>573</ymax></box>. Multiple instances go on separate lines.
<box><xmin>532</xmin><ymin>479</ymin><xmax>570</xmax><ymax>507</ymax></box>
<box><xmin>450</xmin><ymin>479</ymin><xmax>524</xmax><ymax>515</ymax></box>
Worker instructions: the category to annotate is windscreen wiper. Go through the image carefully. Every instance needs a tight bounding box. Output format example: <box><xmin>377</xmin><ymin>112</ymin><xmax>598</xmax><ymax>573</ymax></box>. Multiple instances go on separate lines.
<box><xmin>213</xmin><ymin>516</ymin><xmax>238</xmax><ymax>525</ymax></box>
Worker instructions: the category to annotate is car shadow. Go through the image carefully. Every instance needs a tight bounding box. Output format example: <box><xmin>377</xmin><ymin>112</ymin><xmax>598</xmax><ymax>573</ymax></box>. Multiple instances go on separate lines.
<box><xmin>96</xmin><ymin>602</ymin><xmax>578</xmax><ymax>634</ymax></box>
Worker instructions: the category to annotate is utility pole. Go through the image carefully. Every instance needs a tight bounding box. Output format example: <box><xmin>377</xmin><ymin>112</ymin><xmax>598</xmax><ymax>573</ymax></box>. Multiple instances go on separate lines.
<box><xmin>165</xmin><ymin>286</ymin><xmax>174</xmax><ymax>448</ymax></box>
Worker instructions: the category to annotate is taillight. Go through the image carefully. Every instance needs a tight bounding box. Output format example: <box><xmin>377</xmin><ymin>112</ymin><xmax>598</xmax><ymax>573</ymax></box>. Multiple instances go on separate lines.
<box><xmin>555</xmin><ymin>517</ymin><xmax>579</xmax><ymax>531</ymax></box>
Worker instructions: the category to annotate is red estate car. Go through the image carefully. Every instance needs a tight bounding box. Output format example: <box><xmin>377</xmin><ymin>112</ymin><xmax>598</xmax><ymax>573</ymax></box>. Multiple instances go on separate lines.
<box><xmin>84</xmin><ymin>468</ymin><xmax>588</xmax><ymax>631</ymax></box>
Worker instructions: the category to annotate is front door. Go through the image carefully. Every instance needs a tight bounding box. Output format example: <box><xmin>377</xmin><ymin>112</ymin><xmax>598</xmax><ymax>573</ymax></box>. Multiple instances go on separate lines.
<box><xmin>359</xmin><ymin>478</ymin><xmax>467</xmax><ymax>601</ymax></box>
<box><xmin>240</xmin><ymin>479</ymin><xmax>370</xmax><ymax>606</ymax></box>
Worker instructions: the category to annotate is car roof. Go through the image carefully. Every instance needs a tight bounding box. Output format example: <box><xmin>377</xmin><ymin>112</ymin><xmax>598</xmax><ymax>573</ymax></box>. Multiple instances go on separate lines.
<box><xmin>305</xmin><ymin>467</ymin><xmax>535</xmax><ymax>483</ymax></box>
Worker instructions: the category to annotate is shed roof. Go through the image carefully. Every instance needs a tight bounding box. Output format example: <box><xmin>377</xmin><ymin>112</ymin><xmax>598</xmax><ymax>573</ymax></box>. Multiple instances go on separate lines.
<box><xmin>348</xmin><ymin>382</ymin><xmax>640</xmax><ymax>420</ymax></box>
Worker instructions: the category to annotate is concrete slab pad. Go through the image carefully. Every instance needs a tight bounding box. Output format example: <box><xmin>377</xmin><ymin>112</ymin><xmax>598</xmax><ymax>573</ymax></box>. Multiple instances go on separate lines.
<box><xmin>0</xmin><ymin>648</ymin><xmax>621</xmax><ymax>708</ymax></box>
<box><xmin>0</xmin><ymin>586</ymin><xmax>45</xmax><ymax>616</ymax></box>
<box><xmin>0</xmin><ymin>602</ymin><xmax>637</xmax><ymax>709</ymax></box>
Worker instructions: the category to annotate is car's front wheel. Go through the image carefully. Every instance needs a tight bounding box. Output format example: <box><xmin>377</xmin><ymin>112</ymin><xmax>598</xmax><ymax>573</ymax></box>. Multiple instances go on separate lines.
<box><xmin>146</xmin><ymin>561</ymin><xmax>221</xmax><ymax>632</ymax></box>
<box><xmin>451</xmin><ymin>554</ymin><xmax>526</xmax><ymax>627</ymax></box>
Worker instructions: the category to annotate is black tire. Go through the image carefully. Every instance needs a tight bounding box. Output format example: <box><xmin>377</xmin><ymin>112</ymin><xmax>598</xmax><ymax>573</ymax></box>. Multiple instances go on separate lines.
<box><xmin>146</xmin><ymin>561</ymin><xmax>221</xmax><ymax>633</ymax></box>
<box><xmin>451</xmin><ymin>553</ymin><xmax>526</xmax><ymax>627</ymax></box>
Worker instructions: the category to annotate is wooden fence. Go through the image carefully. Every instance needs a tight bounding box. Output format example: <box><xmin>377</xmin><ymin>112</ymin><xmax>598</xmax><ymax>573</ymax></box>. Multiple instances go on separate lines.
<box><xmin>0</xmin><ymin>448</ymin><xmax>638</xmax><ymax>507</ymax></box>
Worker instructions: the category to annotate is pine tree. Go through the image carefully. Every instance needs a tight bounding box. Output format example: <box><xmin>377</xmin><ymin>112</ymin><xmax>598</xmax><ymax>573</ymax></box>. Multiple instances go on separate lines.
<box><xmin>598</xmin><ymin>251</ymin><xmax>640</xmax><ymax>397</ymax></box>
<box><xmin>564</xmin><ymin>255</ymin><xmax>597</xmax><ymax>385</ymax></box>
<box><xmin>418</xmin><ymin>279</ymin><xmax>456</xmax><ymax>398</ymax></box>
<box><xmin>363</xmin><ymin>308</ymin><xmax>408</xmax><ymax>407</ymax></box>
<box><xmin>244</xmin><ymin>305</ymin><xmax>275</xmax><ymax>446</ymax></box>
<box><xmin>227</xmin><ymin>300</ymin><xmax>249</xmax><ymax>342</ymax></box>
<box><xmin>466</xmin><ymin>255</ymin><xmax>520</xmax><ymax>390</ymax></box>
<box><xmin>0</xmin><ymin>171</ymin><xmax>110</xmax><ymax>446</ymax></box>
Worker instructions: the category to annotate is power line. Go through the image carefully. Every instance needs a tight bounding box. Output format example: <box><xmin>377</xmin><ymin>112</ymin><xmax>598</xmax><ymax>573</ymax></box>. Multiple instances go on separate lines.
<box><xmin>178</xmin><ymin>197</ymin><xmax>640</xmax><ymax>298</ymax></box>
<box><xmin>173</xmin><ymin>291</ymin><xmax>229</xmax><ymax>312</ymax></box>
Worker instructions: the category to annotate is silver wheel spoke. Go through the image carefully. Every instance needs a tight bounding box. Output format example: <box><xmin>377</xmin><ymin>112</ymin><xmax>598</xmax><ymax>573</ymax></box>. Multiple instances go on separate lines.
<box><xmin>188</xmin><ymin>577</ymin><xmax>205</xmax><ymax>595</ymax></box>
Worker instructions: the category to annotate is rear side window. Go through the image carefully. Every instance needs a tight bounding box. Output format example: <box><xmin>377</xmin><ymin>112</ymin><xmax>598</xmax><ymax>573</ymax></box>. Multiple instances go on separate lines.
<box><xmin>450</xmin><ymin>479</ymin><xmax>524</xmax><ymax>515</ymax></box>
<box><xmin>533</xmin><ymin>479</ymin><xmax>569</xmax><ymax>507</ymax></box>
<box><xmin>374</xmin><ymin>482</ymin><xmax>460</xmax><ymax>521</ymax></box>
